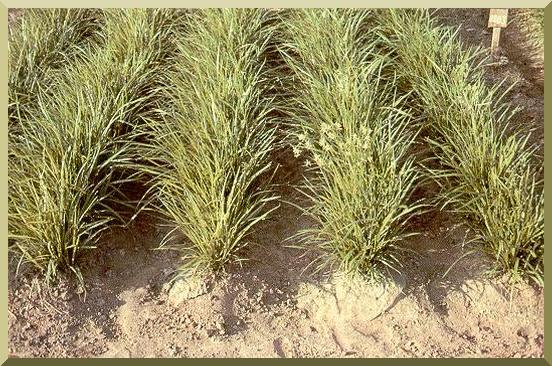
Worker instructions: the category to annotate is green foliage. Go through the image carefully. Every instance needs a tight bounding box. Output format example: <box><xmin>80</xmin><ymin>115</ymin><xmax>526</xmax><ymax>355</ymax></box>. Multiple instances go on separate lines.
<box><xmin>513</xmin><ymin>8</ymin><xmax>544</xmax><ymax>69</ymax></box>
<box><xmin>8</xmin><ymin>9</ymin><xmax>103</xmax><ymax>126</ymax></box>
<box><xmin>138</xmin><ymin>9</ymin><xmax>279</xmax><ymax>277</ymax></box>
<box><xmin>8</xmin><ymin>9</ymin><xmax>185</xmax><ymax>286</ymax></box>
<box><xmin>516</xmin><ymin>9</ymin><xmax>544</xmax><ymax>47</ymax></box>
<box><xmin>278</xmin><ymin>9</ymin><xmax>423</xmax><ymax>280</ymax></box>
<box><xmin>8</xmin><ymin>8</ymin><xmax>543</xmax><ymax>289</ymax></box>
<box><xmin>377</xmin><ymin>9</ymin><xmax>544</xmax><ymax>285</ymax></box>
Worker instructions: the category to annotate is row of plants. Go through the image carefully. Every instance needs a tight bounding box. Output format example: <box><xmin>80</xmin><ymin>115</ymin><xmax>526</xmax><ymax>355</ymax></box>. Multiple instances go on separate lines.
<box><xmin>278</xmin><ymin>9</ymin><xmax>422</xmax><ymax>280</ymax></box>
<box><xmin>376</xmin><ymin>9</ymin><xmax>544</xmax><ymax>285</ymax></box>
<box><xmin>8</xmin><ymin>9</ymin><xmax>544</xmax><ymax>290</ymax></box>
<box><xmin>8</xmin><ymin>9</ymin><xmax>103</xmax><ymax>127</ymax></box>
<box><xmin>513</xmin><ymin>8</ymin><xmax>544</xmax><ymax>69</ymax></box>
<box><xmin>9</xmin><ymin>9</ymin><xmax>186</xmax><ymax>287</ymax></box>
<box><xmin>137</xmin><ymin>9</ymin><xmax>280</xmax><ymax>277</ymax></box>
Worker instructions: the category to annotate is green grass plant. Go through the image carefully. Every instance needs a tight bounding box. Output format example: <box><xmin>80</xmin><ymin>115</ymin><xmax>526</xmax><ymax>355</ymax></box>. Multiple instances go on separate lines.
<box><xmin>376</xmin><ymin>9</ymin><xmax>544</xmax><ymax>285</ymax></box>
<box><xmin>8</xmin><ymin>9</ymin><xmax>184</xmax><ymax>287</ymax></box>
<box><xmin>138</xmin><ymin>9</ymin><xmax>279</xmax><ymax>278</ymax></box>
<box><xmin>9</xmin><ymin>9</ymin><xmax>103</xmax><ymax>126</ymax></box>
<box><xmin>278</xmin><ymin>9</ymin><xmax>423</xmax><ymax>281</ymax></box>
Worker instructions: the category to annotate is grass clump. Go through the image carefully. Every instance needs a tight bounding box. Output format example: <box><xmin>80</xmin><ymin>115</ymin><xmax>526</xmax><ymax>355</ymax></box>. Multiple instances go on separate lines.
<box><xmin>8</xmin><ymin>9</ymin><xmax>103</xmax><ymax>126</ymax></box>
<box><xmin>139</xmin><ymin>9</ymin><xmax>279</xmax><ymax>278</ymax></box>
<box><xmin>278</xmin><ymin>9</ymin><xmax>422</xmax><ymax>281</ymax></box>
<box><xmin>512</xmin><ymin>8</ymin><xmax>544</xmax><ymax>71</ymax></box>
<box><xmin>376</xmin><ymin>9</ymin><xmax>544</xmax><ymax>285</ymax></box>
<box><xmin>8</xmin><ymin>9</ymin><xmax>184</xmax><ymax>286</ymax></box>
<box><xmin>514</xmin><ymin>9</ymin><xmax>544</xmax><ymax>48</ymax></box>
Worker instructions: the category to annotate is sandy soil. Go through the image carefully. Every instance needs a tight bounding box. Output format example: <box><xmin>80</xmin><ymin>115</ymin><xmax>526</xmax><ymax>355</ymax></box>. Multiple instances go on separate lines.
<box><xmin>8</xmin><ymin>9</ymin><xmax>544</xmax><ymax>358</ymax></box>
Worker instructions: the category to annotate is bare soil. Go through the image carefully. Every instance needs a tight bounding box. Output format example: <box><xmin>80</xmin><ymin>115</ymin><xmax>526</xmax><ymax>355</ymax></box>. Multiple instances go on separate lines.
<box><xmin>8</xmin><ymin>9</ymin><xmax>544</xmax><ymax>358</ymax></box>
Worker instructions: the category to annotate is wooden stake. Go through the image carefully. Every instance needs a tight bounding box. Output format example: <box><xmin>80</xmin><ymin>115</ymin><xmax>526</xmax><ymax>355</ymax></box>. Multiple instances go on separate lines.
<box><xmin>491</xmin><ymin>27</ymin><xmax>502</xmax><ymax>55</ymax></box>
<box><xmin>488</xmin><ymin>9</ymin><xmax>509</xmax><ymax>56</ymax></box>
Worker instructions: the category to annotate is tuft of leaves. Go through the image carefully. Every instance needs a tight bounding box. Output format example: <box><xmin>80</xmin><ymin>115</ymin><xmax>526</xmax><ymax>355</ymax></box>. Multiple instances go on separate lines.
<box><xmin>376</xmin><ymin>9</ymin><xmax>544</xmax><ymax>286</ymax></box>
<box><xmin>8</xmin><ymin>9</ymin><xmax>104</xmax><ymax>127</ymax></box>
<box><xmin>137</xmin><ymin>9</ymin><xmax>280</xmax><ymax>278</ymax></box>
<box><xmin>8</xmin><ymin>9</ymin><xmax>185</xmax><ymax>287</ymax></box>
<box><xmin>511</xmin><ymin>8</ymin><xmax>544</xmax><ymax>72</ymax></box>
<box><xmin>278</xmin><ymin>9</ymin><xmax>423</xmax><ymax>281</ymax></box>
